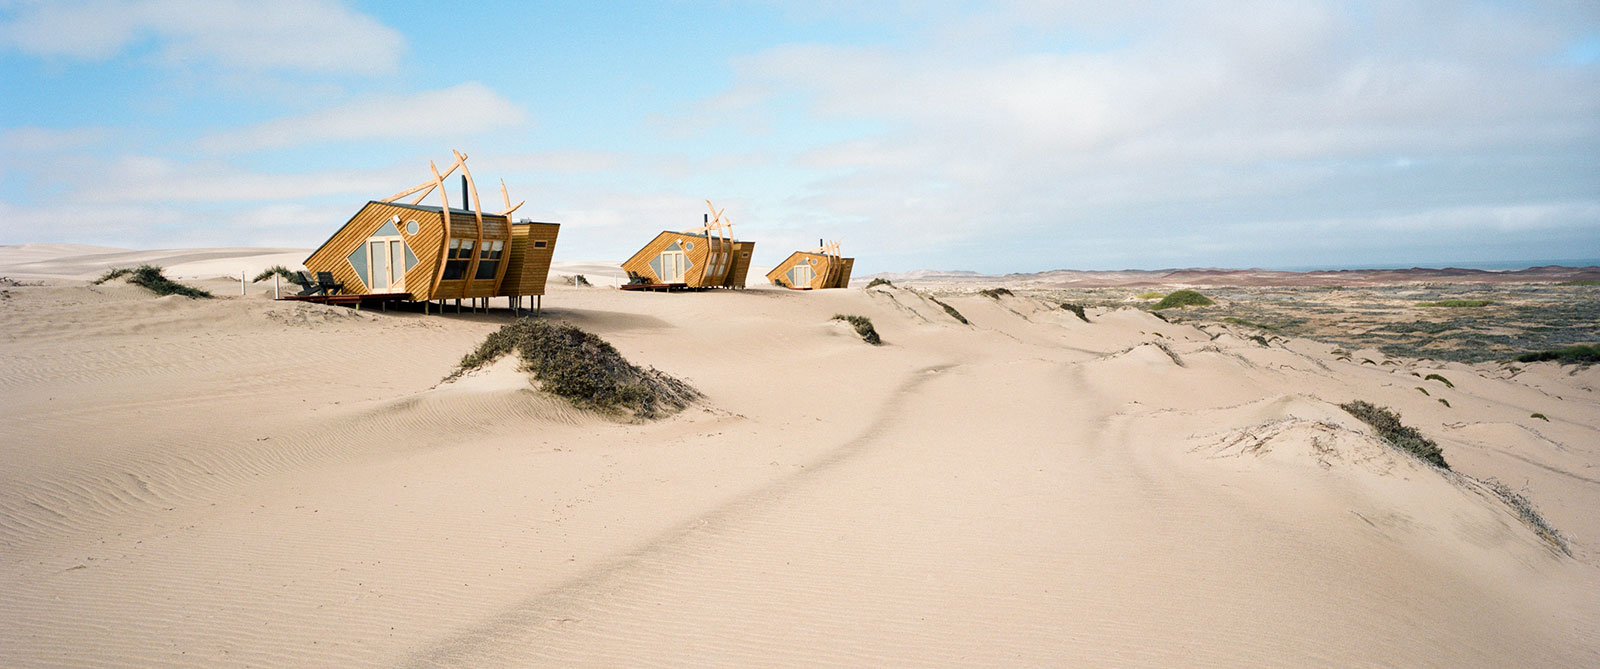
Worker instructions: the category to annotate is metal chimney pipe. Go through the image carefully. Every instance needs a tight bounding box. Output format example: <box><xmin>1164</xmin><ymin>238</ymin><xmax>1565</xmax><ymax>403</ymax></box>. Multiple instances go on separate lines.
<box><xmin>704</xmin><ymin>214</ymin><xmax>708</xmax><ymax>223</ymax></box>
<box><xmin>460</xmin><ymin>175</ymin><xmax>469</xmax><ymax>210</ymax></box>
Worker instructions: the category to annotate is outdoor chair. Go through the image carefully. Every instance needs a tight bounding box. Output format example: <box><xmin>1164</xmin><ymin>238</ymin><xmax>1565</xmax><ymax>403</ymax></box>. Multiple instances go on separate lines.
<box><xmin>294</xmin><ymin>271</ymin><xmax>322</xmax><ymax>296</ymax></box>
<box><xmin>315</xmin><ymin>272</ymin><xmax>345</xmax><ymax>295</ymax></box>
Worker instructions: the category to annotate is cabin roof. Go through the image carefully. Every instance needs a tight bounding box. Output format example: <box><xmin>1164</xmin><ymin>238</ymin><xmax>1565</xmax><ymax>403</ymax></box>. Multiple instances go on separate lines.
<box><xmin>659</xmin><ymin>230</ymin><xmax>744</xmax><ymax>243</ymax></box>
<box><xmin>376</xmin><ymin>200</ymin><xmax>510</xmax><ymax>218</ymax></box>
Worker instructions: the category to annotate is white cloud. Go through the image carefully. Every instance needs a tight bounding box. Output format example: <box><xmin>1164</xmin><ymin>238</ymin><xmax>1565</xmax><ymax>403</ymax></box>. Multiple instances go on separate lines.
<box><xmin>72</xmin><ymin>155</ymin><xmax>406</xmax><ymax>203</ymax></box>
<box><xmin>0</xmin><ymin>0</ymin><xmax>403</xmax><ymax>74</ymax></box>
<box><xmin>0</xmin><ymin>126</ymin><xmax>111</xmax><ymax>153</ymax></box>
<box><xmin>701</xmin><ymin>1</ymin><xmax>1600</xmax><ymax>270</ymax></box>
<box><xmin>196</xmin><ymin>82</ymin><xmax>526</xmax><ymax>153</ymax></box>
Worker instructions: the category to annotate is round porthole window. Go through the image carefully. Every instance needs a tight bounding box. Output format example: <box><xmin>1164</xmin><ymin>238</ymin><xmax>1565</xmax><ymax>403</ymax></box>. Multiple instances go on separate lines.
<box><xmin>406</xmin><ymin>219</ymin><xmax>418</xmax><ymax>235</ymax></box>
<box><xmin>809</xmin><ymin>258</ymin><xmax>816</xmax><ymax>265</ymax></box>
<box><xmin>685</xmin><ymin>242</ymin><xmax>694</xmax><ymax>250</ymax></box>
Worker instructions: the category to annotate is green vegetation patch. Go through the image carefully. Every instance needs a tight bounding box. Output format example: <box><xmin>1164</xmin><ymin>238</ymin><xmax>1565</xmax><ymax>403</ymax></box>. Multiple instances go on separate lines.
<box><xmin>92</xmin><ymin>265</ymin><xmax>212</xmax><ymax>299</ymax></box>
<box><xmin>1530</xmin><ymin>413</ymin><xmax>1548</xmax><ymax>421</ymax></box>
<box><xmin>1423</xmin><ymin>373</ymin><xmax>1454</xmax><ymax>388</ymax></box>
<box><xmin>1512</xmin><ymin>344</ymin><xmax>1600</xmax><ymax>365</ymax></box>
<box><xmin>449</xmin><ymin>319</ymin><xmax>700</xmax><ymax>419</ymax></box>
<box><xmin>865</xmin><ymin>277</ymin><xmax>894</xmax><ymax>289</ymax></box>
<box><xmin>252</xmin><ymin>265</ymin><xmax>307</xmax><ymax>285</ymax></box>
<box><xmin>1152</xmin><ymin>289</ymin><xmax>1214</xmax><ymax>310</ymax></box>
<box><xmin>1339</xmin><ymin>400</ymin><xmax>1448</xmax><ymax>469</ymax></box>
<box><xmin>833</xmin><ymin>314</ymin><xmax>883</xmax><ymax>345</ymax></box>
<box><xmin>978</xmin><ymin>287</ymin><xmax>1013</xmax><ymax>299</ymax></box>
<box><xmin>1059</xmin><ymin>302</ymin><xmax>1090</xmax><ymax>322</ymax></box>
<box><xmin>1222</xmin><ymin>316</ymin><xmax>1278</xmax><ymax>331</ymax></box>
<box><xmin>1135</xmin><ymin>291</ymin><xmax>1165</xmax><ymax>300</ymax></box>
<box><xmin>1417</xmin><ymin>299</ymin><xmax>1493</xmax><ymax>307</ymax></box>
<box><xmin>1557</xmin><ymin>279</ymin><xmax>1598</xmax><ymax>286</ymax></box>
<box><xmin>928</xmin><ymin>296</ymin><xmax>968</xmax><ymax>324</ymax></box>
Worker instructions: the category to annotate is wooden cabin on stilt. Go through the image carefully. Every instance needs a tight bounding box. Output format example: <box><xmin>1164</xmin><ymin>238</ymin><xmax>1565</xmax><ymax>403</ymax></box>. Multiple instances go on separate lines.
<box><xmin>299</xmin><ymin>150</ymin><xmax>559</xmax><ymax>314</ymax></box>
<box><xmin>620</xmin><ymin>201</ymin><xmax>754</xmax><ymax>291</ymax></box>
<box><xmin>766</xmin><ymin>240</ymin><xmax>854</xmax><ymax>289</ymax></box>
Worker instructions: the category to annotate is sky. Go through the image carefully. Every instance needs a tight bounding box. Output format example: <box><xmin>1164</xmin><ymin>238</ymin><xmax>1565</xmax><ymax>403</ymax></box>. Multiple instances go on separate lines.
<box><xmin>1</xmin><ymin>1</ymin><xmax>1597</xmax><ymax>274</ymax></box>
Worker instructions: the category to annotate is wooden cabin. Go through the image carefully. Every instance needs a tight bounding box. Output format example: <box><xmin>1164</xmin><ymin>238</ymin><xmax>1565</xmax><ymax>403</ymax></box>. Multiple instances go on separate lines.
<box><xmin>302</xmin><ymin>151</ymin><xmax>558</xmax><ymax>306</ymax></box>
<box><xmin>766</xmin><ymin>241</ymin><xmax>854</xmax><ymax>289</ymax></box>
<box><xmin>620</xmin><ymin>201</ymin><xmax>751</xmax><ymax>289</ymax></box>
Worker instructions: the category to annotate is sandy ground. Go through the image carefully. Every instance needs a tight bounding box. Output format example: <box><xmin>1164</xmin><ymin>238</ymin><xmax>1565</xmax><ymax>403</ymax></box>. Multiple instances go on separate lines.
<box><xmin>2</xmin><ymin>245</ymin><xmax>1598</xmax><ymax>666</ymax></box>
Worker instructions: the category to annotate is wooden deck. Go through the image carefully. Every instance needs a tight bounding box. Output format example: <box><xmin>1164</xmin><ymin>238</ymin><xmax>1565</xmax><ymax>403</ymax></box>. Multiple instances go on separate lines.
<box><xmin>619</xmin><ymin>282</ymin><xmax>698</xmax><ymax>292</ymax></box>
<box><xmin>277</xmin><ymin>292</ymin><xmax>412</xmax><ymax>310</ymax></box>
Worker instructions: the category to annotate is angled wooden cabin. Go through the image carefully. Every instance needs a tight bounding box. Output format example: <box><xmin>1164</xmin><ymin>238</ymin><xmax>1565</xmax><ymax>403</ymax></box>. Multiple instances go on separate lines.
<box><xmin>621</xmin><ymin>201</ymin><xmax>751</xmax><ymax>289</ymax></box>
<box><xmin>303</xmin><ymin>151</ymin><xmax>558</xmax><ymax>306</ymax></box>
<box><xmin>767</xmin><ymin>241</ymin><xmax>854</xmax><ymax>290</ymax></box>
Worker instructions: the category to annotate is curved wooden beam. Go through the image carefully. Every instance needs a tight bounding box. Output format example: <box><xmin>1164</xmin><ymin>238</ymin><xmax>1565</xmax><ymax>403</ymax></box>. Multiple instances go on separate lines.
<box><xmin>428</xmin><ymin>159</ymin><xmax>452</xmax><ymax>297</ymax></box>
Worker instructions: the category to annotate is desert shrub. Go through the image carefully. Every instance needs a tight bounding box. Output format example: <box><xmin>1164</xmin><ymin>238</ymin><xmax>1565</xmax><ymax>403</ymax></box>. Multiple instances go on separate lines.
<box><xmin>928</xmin><ymin>296</ymin><xmax>968</xmax><ymax>324</ymax></box>
<box><xmin>1513</xmin><ymin>344</ymin><xmax>1600</xmax><ymax>365</ymax></box>
<box><xmin>1222</xmin><ymin>316</ymin><xmax>1278</xmax><ymax>331</ymax></box>
<box><xmin>1438</xmin><ymin>398</ymin><xmax>1451</xmax><ymax>408</ymax></box>
<box><xmin>1415</xmin><ymin>387</ymin><xmax>1430</xmax><ymax>396</ymax></box>
<box><xmin>1558</xmin><ymin>279</ymin><xmax>1598</xmax><ymax>286</ymax></box>
<box><xmin>253</xmin><ymin>265</ymin><xmax>306</xmax><ymax>285</ymax></box>
<box><xmin>1152</xmin><ymin>289</ymin><xmax>1213</xmax><ymax>310</ymax></box>
<box><xmin>1059</xmin><ymin>302</ymin><xmax>1090</xmax><ymax>322</ymax></box>
<box><xmin>978</xmin><ymin>287</ymin><xmax>1012</xmax><ymax>299</ymax></box>
<box><xmin>1340</xmin><ymin>400</ymin><xmax>1448</xmax><ymax>469</ymax></box>
<box><xmin>1153</xmin><ymin>340</ymin><xmax>1185</xmax><ymax>367</ymax></box>
<box><xmin>865</xmin><ymin>278</ymin><xmax>894</xmax><ymax>289</ymax></box>
<box><xmin>1530</xmin><ymin>412</ymin><xmax>1548</xmax><ymax>421</ymax></box>
<box><xmin>1417</xmin><ymin>299</ymin><xmax>1493</xmax><ymax>307</ymax></box>
<box><xmin>1249</xmin><ymin>335</ymin><xmax>1269</xmax><ymax>346</ymax></box>
<box><xmin>1482</xmin><ymin>478</ymin><xmax>1568</xmax><ymax>555</ymax></box>
<box><xmin>1148</xmin><ymin>311</ymin><xmax>1170</xmax><ymax>323</ymax></box>
<box><xmin>1424</xmin><ymin>373</ymin><xmax>1454</xmax><ymax>388</ymax></box>
<box><xmin>563</xmin><ymin>274</ymin><xmax>591</xmax><ymax>286</ymax></box>
<box><xmin>92</xmin><ymin>268</ymin><xmax>133</xmax><ymax>284</ymax></box>
<box><xmin>448</xmin><ymin>319</ymin><xmax>699</xmax><ymax>419</ymax></box>
<box><xmin>1136</xmin><ymin>291</ymin><xmax>1165</xmax><ymax>300</ymax></box>
<box><xmin>93</xmin><ymin>265</ymin><xmax>212</xmax><ymax>298</ymax></box>
<box><xmin>833</xmin><ymin>314</ymin><xmax>882</xmax><ymax>345</ymax></box>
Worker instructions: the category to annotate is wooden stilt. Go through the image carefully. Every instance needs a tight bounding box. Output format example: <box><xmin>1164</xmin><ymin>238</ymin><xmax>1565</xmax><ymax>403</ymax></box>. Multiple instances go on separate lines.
<box><xmin>536</xmin><ymin>295</ymin><xmax>541</xmax><ymax>316</ymax></box>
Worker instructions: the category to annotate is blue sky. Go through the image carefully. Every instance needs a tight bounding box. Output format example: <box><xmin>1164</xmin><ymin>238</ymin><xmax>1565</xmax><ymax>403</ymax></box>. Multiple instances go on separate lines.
<box><xmin>2</xmin><ymin>1</ymin><xmax>1597</xmax><ymax>273</ymax></box>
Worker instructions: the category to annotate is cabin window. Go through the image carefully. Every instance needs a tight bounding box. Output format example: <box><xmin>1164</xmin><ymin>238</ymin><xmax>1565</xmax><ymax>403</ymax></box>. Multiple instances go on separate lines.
<box><xmin>474</xmin><ymin>240</ymin><xmax>504</xmax><ymax>280</ymax></box>
<box><xmin>442</xmin><ymin>239</ymin><xmax>474</xmax><ymax>280</ymax></box>
<box><xmin>685</xmin><ymin>241</ymin><xmax>694</xmax><ymax>251</ymax></box>
<box><xmin>650</xmin><ymin>241</ymin><xmax>692</xmax><ymax>282</ymax></box>
<box><xmin>406</xmin><ymin>219</ymin><xmax>419</xmax><ymax>235</ymax></box>
<box><xmin>742</xmin><ymin>252</ymin><xmax>749</xmax><ymax>258</ymax></box>
<box><xmin>533</xmin><ymin>240</ymin><xmax>547</xmax><ymax>248</ymax></box>
<box><xmin>349</xmin><ymin>225</ymin><xmax>416</xmax><ymax>292</ymax></box>
<box><xmin>788</xmin><ymin>263</ymin><xmax>814</xmax><ymax>287</ymax></box>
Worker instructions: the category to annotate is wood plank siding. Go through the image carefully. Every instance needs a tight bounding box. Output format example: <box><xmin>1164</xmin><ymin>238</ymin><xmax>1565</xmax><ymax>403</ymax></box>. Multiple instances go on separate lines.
<box><xmin>304</xmin><ymin>201</ymin><xmax>446</xmax><ymax>299</ymax></box>
<box><xmin>621</xmin><ymin>231</ymin><xmax>724</xmax><ymax>287</ymax></box>
<box><xmin>765</xmin><ymin>251</ymin><xmax>856</xmax><ymax>290</ymax></box>
<box><xmin>497</xmin><ymin>222</ymin><xmax>560</xmax><ymax>297</ymax></box>
<box><xmin>721</xmin><ymin>241</ymin><xmax>755</xmax><ymax>287</ymax></box>
<box><xmin>304</xmin><ymin>201</ymin><xmax>550</xmax><ymax>301</ymax></box>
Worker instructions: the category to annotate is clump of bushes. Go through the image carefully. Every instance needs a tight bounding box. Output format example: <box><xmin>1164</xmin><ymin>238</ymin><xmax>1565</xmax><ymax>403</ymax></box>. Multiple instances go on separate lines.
<box><xmin>1424</xmin><ymin>373</ymin><xmax>1454</xmax><ymax>388</ymax></box>
<box><xmin>1531</xmin><ymin>413</ymin><xmax>1549</xmax><ymax>421</ymax></box>
<box><xmin>928</xmin><ymin>296</ymin><xmax>968</xmax><ymax>324</ymax></box>
<box><xmin>563</xmin><ymin>274</ymin><xmax>591</xmax><ymax>286</ymax></box>
<box><xmin>832</xmin><ymin>314</ymin><xmax>882</xmax><ymax>345</ymax></box>
<box><xmin>448</xmin><ymin>319</ymin><xmax>699</xmax><ymax>419</ymax></box>
<box><xmin>252</xmin><ymin>265</ymin><xmax>307</xmax><ymax>285</ymax></box>
<box><xmin>1513</xmin><ymin>344</ymin><xmax>1600</xmax><ymax>365</ymax></box>
<box><xmin>1059</xmin><ymin>302</ymin><xmax>1090</xmax><ymax>322</ymax></box>
<box><xmin>1558</xmin><ymin>279</ymin><xmax>1597</xmax><ymax>286</ymax></box>
<box><xmin>1152</xmin><ymin>289</ymin><xmax>1213</xmax><ymax>310</ymax></box>
<box><xmin>1339</xmin><ymin>400</ymin><xmax>1448</xmax><ymax>469</ymax></box>
<box><xmin>1136</xmin><ymin>291</ymin><xmax>1165</xmax><ymax>300</ymax></box>
<box><xmin>1417</xmin><ymin>299</ymin><xmax>1493</xmax><ymax>307</ymax></box>
<box><xmin>865</xmin><ymin>278</ymin><xmax>894</xmax><ymax>289</ymax></box>
<box><xmin>978</xmin><ymin>287</ymin><xmax>1013</xmax><ymax>299</ymax></box>
<box><xmin>92</xmin><ymin>265</ymin><xmax>212</xmax><ymax>299</ymax></box>
<box><xmin>1222</xmin><ymin>316</ymin><xmax>1278</xmax><ymax>331</ymax></box>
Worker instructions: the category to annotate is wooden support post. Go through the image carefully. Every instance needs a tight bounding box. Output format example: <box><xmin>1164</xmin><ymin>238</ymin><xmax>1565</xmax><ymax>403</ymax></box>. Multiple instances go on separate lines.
<box><xmin>273</xmin><ymin>274</ymin><xmax>280</xmax><ymax>300</ymax></box>
<box><xmin>536</xmin><ymin>295</ymin><xmax>541</xmax><ymax>315</ymax></box>
<box><xmin>240</xmin><ymin>271</ymin><xmax>246</xmax><ymax>296</ymax></box>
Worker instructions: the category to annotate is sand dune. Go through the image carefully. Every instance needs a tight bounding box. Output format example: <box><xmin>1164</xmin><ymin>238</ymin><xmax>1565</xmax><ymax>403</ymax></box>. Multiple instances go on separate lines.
<box><xmin>1</xmin><ymin>247</ymin><xmax>1597</xmax><ymax>666</ymax></box>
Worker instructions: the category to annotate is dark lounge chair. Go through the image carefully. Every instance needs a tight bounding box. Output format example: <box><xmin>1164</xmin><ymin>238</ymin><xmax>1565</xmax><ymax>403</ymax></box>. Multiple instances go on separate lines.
<box><xmin>294</xmin><ymin>271</ymin><xmax>322</xmax><ymax>296</ymax></box>
<box><xmin>315</xmin><ymin>272</ymin><xmax>345</xmax><ymax>296</ymax></box>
